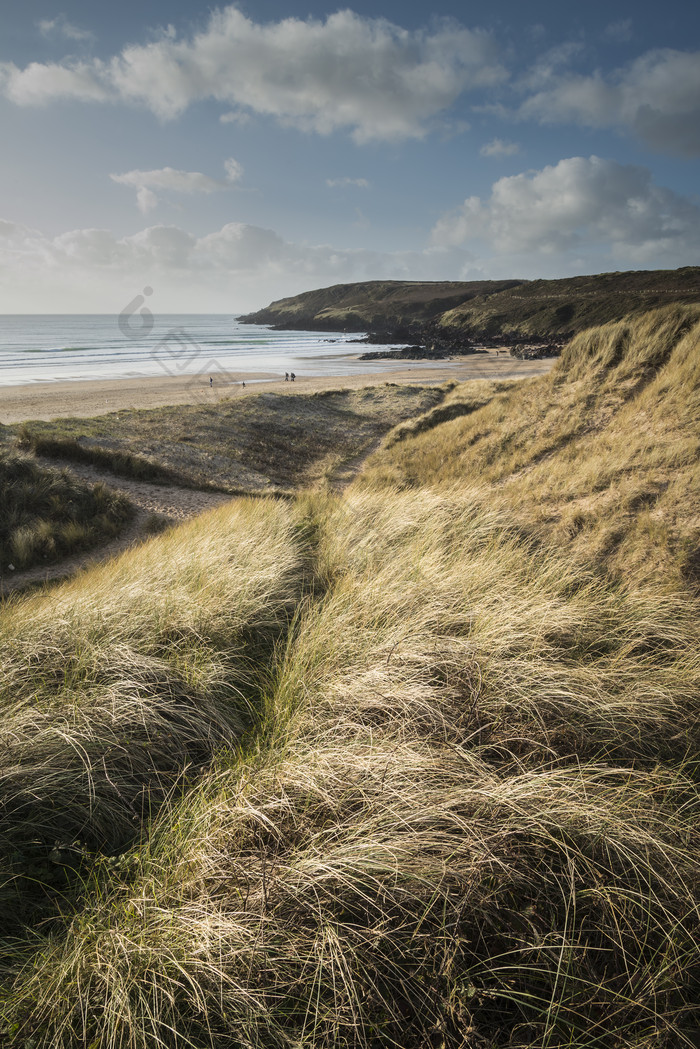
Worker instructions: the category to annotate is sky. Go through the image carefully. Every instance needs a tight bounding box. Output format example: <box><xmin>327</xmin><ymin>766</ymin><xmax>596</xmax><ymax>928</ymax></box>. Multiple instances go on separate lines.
<box><xmin>0</xmin><ymin>0</ymin><xmax>699</xmax><ymax>312</ymax></box>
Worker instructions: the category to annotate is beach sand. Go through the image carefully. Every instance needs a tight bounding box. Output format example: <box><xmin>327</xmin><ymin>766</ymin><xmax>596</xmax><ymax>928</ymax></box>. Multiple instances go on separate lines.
<box><xmin>0</xmin><ymin>351</ymin><xmax>555</xmax><ymax>424</ymax></box>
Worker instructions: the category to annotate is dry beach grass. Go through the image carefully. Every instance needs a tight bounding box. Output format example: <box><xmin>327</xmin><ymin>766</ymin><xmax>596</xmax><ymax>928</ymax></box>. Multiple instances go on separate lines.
<box><xmin>0</xmin><ymin>307</ymin><xmax>699</xmax><ymax>1047</ymax></box>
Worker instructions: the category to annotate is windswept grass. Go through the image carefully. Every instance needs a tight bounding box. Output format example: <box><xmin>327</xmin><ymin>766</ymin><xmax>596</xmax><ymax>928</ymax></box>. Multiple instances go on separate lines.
<box><xmin>0</xmin><ymin>496</ymin><xmax>305</xmax><ymax>935</ymax></box>
<box><xmin>359</xmin><ymin>304</ymin><xmax>700</xmax><ymax>591</ymax></box>
<box><xmin>3</xmin><ymin>484</ymin><xmax>700</xmax><ymax>1047</ymax></box>
<box><xmin>2</xmin><ymin>309</ymin><xmax>700</xmax><ymax>1047</ymax></box>
<box><xmin>291</xmin><ymin>490</ymin><xmax>700</xmax><ymax>769</ymax></box>
<box><xmin>0</xmin><ymin>451</ymin><xmax>132</xmax><ymax>572</ymax></box>
<box><xmin>9</xmin><ymin>748</ymin><xmax>699</xmax><ymax>1049</ymax></box>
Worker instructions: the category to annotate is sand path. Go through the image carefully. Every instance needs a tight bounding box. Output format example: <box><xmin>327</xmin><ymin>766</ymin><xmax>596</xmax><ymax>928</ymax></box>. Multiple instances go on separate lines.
<box><xmin>0</xmin><ymin>427</ymin><xmax>387</xmax><ymax>595</ymax></box>
<box><xmin>1</xmin><ymin>462</ymin><xmax>232</xmax><ymax>597</ymax></box>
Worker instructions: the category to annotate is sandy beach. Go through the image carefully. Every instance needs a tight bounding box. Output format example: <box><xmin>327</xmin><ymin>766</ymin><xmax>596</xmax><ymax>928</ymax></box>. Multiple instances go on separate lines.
<box><xmin>0</xmin><ymin>351</ymin><xmax>555</xmax><ymax>423</ymax></box>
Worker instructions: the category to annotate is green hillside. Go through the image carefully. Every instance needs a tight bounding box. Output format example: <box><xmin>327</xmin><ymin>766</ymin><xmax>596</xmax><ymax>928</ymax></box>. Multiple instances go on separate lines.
<box><xmin>1</xmin><ymin>305</ymin><xmax>699</xmax><ymax>1048</ymax></box>
<box><xmin>241</xmin><ymin>266</ymin><xmax>700</xmax><ymax>341</ymax></box>
<box><xmin>240</xmin><ymin>278</ymin><xmax>524</xmax><ymax>331</ymax></box>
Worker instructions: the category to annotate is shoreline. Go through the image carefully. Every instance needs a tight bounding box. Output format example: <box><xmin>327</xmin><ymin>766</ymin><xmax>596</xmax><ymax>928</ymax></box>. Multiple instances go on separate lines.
<box><xmin>0</xmin><ymin>352</ymin><xmax>555</xmax><ymax>423</ymax></box>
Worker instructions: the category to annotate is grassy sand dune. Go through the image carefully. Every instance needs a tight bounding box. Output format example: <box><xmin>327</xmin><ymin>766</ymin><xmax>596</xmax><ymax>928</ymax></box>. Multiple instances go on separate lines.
<box><xmin>361</xmin><ymin>304</ymin><xmax>700</xmax><ymax>590</ymax></box>
<box><xmin>0</xmin><ymin>497</ymin><xmax>304</xmax><ymax>932</ymax></box>
<box><xmin>0</xmin><ymin>451</ymin><xmax>133</xmax><ymax>574</ymax></box>
<box><xmin>1</xmin><ymin>308</ymin><xmax>699</xmax><ymax>1047</ymax></box>
<box><xmin>6</xmin><ymin>385</ymin><xmax>445</xmax><ymax>494</ymax></box>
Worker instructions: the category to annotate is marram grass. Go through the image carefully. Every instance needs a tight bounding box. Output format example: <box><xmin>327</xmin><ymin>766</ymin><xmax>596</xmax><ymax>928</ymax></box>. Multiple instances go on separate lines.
<box><xmin>2</xmin><ymin>309</ymin><xmax>700</xmax><ymax>1047</ymax></box>
<box><xmin>358</xmin><ymin>304</ymin><xmax>700</xmax><ymax>592</ymax></box>
<box><xmin>0</xmin><ymin>450</ymin><xmax>132</xmax><ymax>572</ymax></box>
<box><xmin>0</xmin><ymin>496</ymin><xmax>303</xmax><ymax>879</ymax></box>
<box><xmin>7</xmin><ymin>748</ymin><xmax>700</xmax><ymax>1049</ymax></box>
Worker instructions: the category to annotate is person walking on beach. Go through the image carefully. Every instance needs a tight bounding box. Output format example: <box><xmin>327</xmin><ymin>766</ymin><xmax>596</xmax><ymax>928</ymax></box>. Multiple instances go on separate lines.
<box><xmin>290</xmin><ymin>372</ymin><xmax>295</xmax><ymax>382</ymax></box>
<box><xmin>285</xmin><ymin>372</ymin><xmax>289</xmax><ymax>381</ymax></box>
<box><xmin>209</xmin><ymin>376</ymin><xmax>213</xmax><ymax>387</ymax></box>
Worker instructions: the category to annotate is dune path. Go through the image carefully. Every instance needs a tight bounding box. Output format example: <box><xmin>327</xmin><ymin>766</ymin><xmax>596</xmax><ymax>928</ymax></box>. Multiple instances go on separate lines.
<box><xmin>1</xmin><ymin>431</ymin><xmax>385</xmax><ymax>595</ymax></box>
<box><xmin>1</xmin><ymin>461</ymin><xmax>232</xmax><ymax>597</ymax></box>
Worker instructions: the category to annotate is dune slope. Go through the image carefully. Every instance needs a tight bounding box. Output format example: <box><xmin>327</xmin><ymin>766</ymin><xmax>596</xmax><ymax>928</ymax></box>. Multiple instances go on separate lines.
<box><xmin>1</xmin><ymin>307</ymin><xmax>699</xmax><ymax>1048</ymax></box>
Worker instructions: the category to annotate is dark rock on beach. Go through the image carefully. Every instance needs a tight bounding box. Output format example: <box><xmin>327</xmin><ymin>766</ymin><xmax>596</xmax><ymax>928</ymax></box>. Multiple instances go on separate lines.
<box><xmin>508</xmin><ymin>342</ymin><xmax>564</xmax><ymax>360</ymax></box>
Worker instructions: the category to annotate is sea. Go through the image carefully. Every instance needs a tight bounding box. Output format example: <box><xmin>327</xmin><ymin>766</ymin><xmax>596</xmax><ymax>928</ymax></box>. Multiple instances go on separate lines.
<box><xmin>0</xmin><ymin>315</ymin><xmax>447</xmax><ymax>387</ymax></box>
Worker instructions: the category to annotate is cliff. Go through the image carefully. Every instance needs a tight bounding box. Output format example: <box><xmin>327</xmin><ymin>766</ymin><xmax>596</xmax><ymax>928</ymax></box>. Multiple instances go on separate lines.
<box><xmin>240</xmin><ymin>267</ymin><xmax>700</xmax><ymax>341</ymax></box>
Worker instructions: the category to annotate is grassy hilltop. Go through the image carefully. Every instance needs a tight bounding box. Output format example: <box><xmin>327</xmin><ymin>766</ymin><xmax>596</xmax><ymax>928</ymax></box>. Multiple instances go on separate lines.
<box><xmin>0</xmin><ymin>304</ymin><xmax>699</xmax><ymax>1047</ymax></box>
<box><xmin>240</xmin><ymin>266</ymin><xmax>700</xmax><ymax>340</ymax></box>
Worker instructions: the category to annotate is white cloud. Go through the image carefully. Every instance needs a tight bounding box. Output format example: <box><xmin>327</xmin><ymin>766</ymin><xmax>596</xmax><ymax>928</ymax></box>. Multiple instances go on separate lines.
<box><xmin>223</xmin><ymin>158</ymin><xmax>243</xmax><ymax>184</ymax></box>
<box><xmin>124</xmin><ymin>225</ymin><xmax>196</xmax><ymax>268</ymax></box>
<box><xmin>219</xmin><ymin>109</ymin><xmax>251</xmax><ymax>126</ymax></box>
<box><xmin>0</xmin><ymin>219</ymin><xmax>31</xmax><ymax>243</ymax></box>
<box><xmin>37</xmin><ymin>15</ymin><xmax>94</xmax><ymax>43</ymax></box>
<box><xmin>326</xmin><ymin>177</ymin><xmax>370</xmax><ymax>188</ymax></box>
<box><xmin>1</xmin><ymin>7</ymin><xmax>505</xmax><ymax>142</ymax></box>
<box><xmin>0</xmin><ymin>215</ymin><xmax>474</xmax><ymax>312</ymax></box>
<box><xmin>523</xmin><ymin>41</ymin><xmax>585</xmax><ymax>89</ymax></box>
<box><xmin>110</xmin><ymin>159</ymin><xmax>243</xmax><ymax>212</ymax></box>
<box><xmin>0</xmin><ymin>60</ymin><xmax>109</xmax><ymax>105</ymax></box>
<box><xmin>520</xmin><ymin>48</ymin><xmax>700</xmax><ymax>155</ymax></box>
<box><xmin>431</xmin><ymin>156</ymin><xmax>700</xmax><ymax>268</ymax></box>
<box><xmin>479</xmin><ymin>138</ymin><xmax>519</xmax><ymax>157</ymax></box>
<box><xmin>135</xmin><ymin>187</ymin><xmax>158</xmax><ymax>215</ymax></box>
<box><xmin>3</xmin><ymin>155</ymin><xmax>698</xmax><ymax>312</ymax></box>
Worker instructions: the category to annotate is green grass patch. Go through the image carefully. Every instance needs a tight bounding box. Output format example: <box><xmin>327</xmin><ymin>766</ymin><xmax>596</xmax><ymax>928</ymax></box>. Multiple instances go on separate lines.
<box><xmin>0</xmin><ymin>451</ymin><xmax>133</xmax><ymax>572</ymax></box>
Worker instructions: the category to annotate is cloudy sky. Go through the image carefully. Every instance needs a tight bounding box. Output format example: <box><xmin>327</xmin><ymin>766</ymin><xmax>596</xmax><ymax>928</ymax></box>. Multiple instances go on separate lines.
<box><xmin>1</xmin><ymin>0</ymin><xmax>699</xmax><ymax>312</ymax></box>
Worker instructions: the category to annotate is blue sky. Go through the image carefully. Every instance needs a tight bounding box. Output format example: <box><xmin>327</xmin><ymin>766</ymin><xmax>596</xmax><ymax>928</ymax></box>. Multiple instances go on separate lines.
<box><xmin>0</xmin><ymin>0</ymin><xmax>698</xmax><ymax>311</ymax></box>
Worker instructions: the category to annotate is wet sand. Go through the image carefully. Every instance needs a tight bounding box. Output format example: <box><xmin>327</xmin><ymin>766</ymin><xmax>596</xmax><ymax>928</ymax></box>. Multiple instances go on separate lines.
<box><xmin>0</xmin><ymin>352</ymin><xmax>555</xmax><ymax>423</ymax></box>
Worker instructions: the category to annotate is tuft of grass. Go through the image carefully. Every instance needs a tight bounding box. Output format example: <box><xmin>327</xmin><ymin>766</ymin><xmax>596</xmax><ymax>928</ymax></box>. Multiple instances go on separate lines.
<box><xmin>0</xmin><ymin>451</ymin><xmax>133</xmax><ymax>572</ymax></box>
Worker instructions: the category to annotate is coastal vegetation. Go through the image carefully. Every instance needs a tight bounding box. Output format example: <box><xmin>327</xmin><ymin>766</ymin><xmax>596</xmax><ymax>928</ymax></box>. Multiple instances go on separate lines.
<box><xmin>0</xmin><ymin>302</ymin><xmax>699</xmax><ymax>1047</ymax></box>
<box><xmin>0</xmin><ymin>450</ymin><xmax>132</xmax><ymax>574</ymax></box>
<box><xmin>5</xmin><ymin>385</ymin><xmax>443</xmax><ymax>493</ymax></box>
<box><xmin>240</xmin><ymin>266</ymin><xmax>700</xmax><ymax>343</ymax></box>
<box><xmin>365</xmin><ymin>304</ymin><xmax>700</xmax><ymax>591</ymax></box>
<box><xmin>15</xmin><ymin>427</ymin><xmax>184</xmax><ymax>484</ymax></box>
